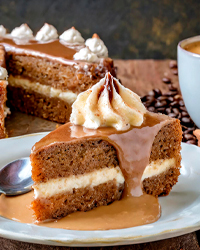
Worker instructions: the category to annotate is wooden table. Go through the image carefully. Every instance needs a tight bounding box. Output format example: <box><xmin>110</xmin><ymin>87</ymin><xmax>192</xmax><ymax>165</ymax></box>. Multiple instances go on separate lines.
<box><xmin>1</xmin><ymin>60</ymin><xmax>200</xmax><ymax>250</ymax></box>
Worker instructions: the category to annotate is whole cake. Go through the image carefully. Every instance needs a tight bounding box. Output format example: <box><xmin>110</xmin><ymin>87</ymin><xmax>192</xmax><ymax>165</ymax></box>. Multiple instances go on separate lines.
<box><xmin>0</xmin><ymin>24</ymin><xmax>116</xmax><ymax>123</ymax></box>
<box><xmin>30</xmin><ymin>72</ymin><xmax>182</xmax><ymax>222</ymax></box>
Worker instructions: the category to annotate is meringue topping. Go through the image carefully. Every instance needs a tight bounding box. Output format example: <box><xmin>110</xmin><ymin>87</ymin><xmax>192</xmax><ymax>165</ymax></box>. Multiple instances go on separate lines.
<box><xmin>0</xmin><ymin>25</ymin><xmax>6</xmax><ymax>37</ymax></box>
<box><xmin>70</xmin><ymin>72</ymin><xmax>146</xmax><ymax>130</ymax></box>
<box><xmin>35</xmin><ymin>23</ymin><xmax>58</xmax><ymax>41</ymax></box>
<box><xmin>73</xmin><ymin>47</ymin><xmax>98</xmax><ymax>62</ymax></box>
<box><xmin>59</xmin><ymin>27</ymin><xmax>84</xmax><ymax>44</ymax></box>
<box><xmin>11</xmin><ymin>24</ymin><xmax>33</xmax><ymax>39</ymax></box>
<box><xmin>85</xmin><ymin>34</ymin><xmax>108</xmax><ymax>57</ymax></box>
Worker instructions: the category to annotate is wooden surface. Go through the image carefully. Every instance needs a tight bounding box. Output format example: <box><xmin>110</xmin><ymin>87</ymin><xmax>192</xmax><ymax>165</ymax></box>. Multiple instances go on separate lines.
<box><xmin>1</xmin><ymin>59</ymin><xmax>200</xmax><ymax>249</ymax></box>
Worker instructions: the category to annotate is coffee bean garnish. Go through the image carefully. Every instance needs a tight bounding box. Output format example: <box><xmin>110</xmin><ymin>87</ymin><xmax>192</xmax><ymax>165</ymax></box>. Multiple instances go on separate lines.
<box><xmin>141</xmin><ymin>60</ymin><xmax>197</xmax><ymax>145</ymax></box>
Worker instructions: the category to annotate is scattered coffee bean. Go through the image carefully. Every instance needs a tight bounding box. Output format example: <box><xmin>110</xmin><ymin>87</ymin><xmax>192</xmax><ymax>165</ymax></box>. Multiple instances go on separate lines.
<box><xmin>168</xmin><ymin>113</ymin><xmax>177</xmax><ymax>118</ymax></box>
<box><xmin>181</xmin><ymin>117</ymin><xmax>191</xmax><ymax>125</ymax></box>
<box><xmin>186</xmin><ymin>140</ymin><xmax>197</xmax><ymax>145</ymax></box>
<box><xmin>147</xmin><ymin>106</ymin><xmax>156</xmax><ymax>112</ymax></box>
<box><xmin>172</xmin><ymin>69</ymin><xmax>178</xmax><ymax>75</ymax></box>
<box><xmin>184</xmin><ymin>134</ymin><xmax>196</xmax><ymax>141</ymax></box>
<box><xmin>169</xmin><ymin>60</ymin><xmax>177</xmax><ymax>69</ymax></box>
<box><xmin>162</xmin><ymin>77</ymin><xmax>171</xmax><ymax>84</ymax></box>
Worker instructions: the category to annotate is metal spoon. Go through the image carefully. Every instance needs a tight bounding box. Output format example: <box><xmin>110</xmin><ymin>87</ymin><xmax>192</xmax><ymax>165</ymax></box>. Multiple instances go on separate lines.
<box><xmin>0</xmin><ymin>157</ymin><xmax>33</xmax><ymax>196</ymax></box>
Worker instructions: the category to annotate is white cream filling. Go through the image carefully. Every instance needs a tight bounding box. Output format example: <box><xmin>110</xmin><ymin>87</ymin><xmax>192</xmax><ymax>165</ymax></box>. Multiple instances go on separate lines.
<box><xmin>34</xmin><ymin>166</ymin><xmax>125</xmax><ymax>199</ymax></box>
<box><xmin>142</xmin><ymin>158</ymin><xmax>176</xmax><ymax>181</ymax></box>
<box><xmin>8</xmin><ymin>76</ymin><xmax>77</xmax><ymax>104</ymax></box>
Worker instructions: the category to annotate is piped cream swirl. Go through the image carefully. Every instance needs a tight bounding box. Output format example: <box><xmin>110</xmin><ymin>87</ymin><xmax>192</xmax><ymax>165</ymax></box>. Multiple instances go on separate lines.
<box><xmin>70</xmin><ymin>72</ymin><xmax>146</xmax><ymax>130</ymax></box>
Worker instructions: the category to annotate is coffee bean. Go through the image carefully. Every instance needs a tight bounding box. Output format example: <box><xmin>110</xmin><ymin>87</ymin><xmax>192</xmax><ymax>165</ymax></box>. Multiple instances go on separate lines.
<box><xmin>186</xmin><ymin>140</ymin><xmax>197</xmax><ymax>145</ymax></box>
<box><xmin>169</xmin><ymin>60</ymin><xmax>177</xmax><ymax>69</ymax></box>
<box><xmin>166</xmin><ymin>91</ymin><xmax>178</xmax><ymax>96</ymax></box>
<box><xmin>146</xmin><ymin>96</ymin><xmax>155</xmax><ymax>102</ymax></box>
<box><xmin>170</xmin><ymin>101</ymin><xmax>179</xmax><ymax>107</ymax></box>
<box><xmin>157</xmin><ymin>96</ymin><xmax>168</xmax><ymax>101</ymax></box>
<box><xmin>157</xmin><ymin>107</ymin><xmax>166</xmax><ymax>113</ymax></box>
<box><xmin>181</xmin><ymin>117</ymin><xmax>192</xmax><ymax>125</ymax></box>
<box><xmin>168</xmin><ymin>113</ymin><xmax>177</xmax><ymax>118</ymax></box>
<box><xmin>172</xmin><ymin>108</ymin><xmax>179</xmax><ymax>115</ymax></box>
<box><xmin>184</xmin><ymin>134</ymin><xmax>196</xmax><ymax>141</ymax></box>
<box><xmin>147</xmin><ymin>90</ymin><xmax>156</xmax><ymax>97</ymax></box>
<box><xmin>153</xmin><ymin>89</ymin><xmax>162</xmax><ymax>97</ymax></box>
<box><xmin>181</xmin><ymin>111</ymin><xmax>189</xmax><ymax>117</ymax></box>
<box><xmin>179</xmin><ymin>100</ymin><xmax>185</xmax><ymax>106</ymax></box>
<box><xmin>172</xmin><ymin>69</ymin><xmax>178</xmax><ymax>75</ymax></box>
<box><xmin>165</xmin><ymin>107</ymin><xmax>172</xmax><ymax>114</ymax></box>
<box><xmin>167</xmin><ymin>96</ymin><xmax>174</xmax><ymax>102</ymax></box>
<box><xmin>147</xmin><ymin>106</ymin><xmax>156</xmax><ymax>112</ymax></box>
<box><xmin>183</xmin><ymin>128</ymin><xmax>194</xmax><ymax>134</ymax></box>
<box><xmin>180</xmin><ymin>106</ymin><xmax>187</xmax><ymax>112</ymax></box>
<box><xmin>162</xmin><ymin>77</ymin><xmax>171</xmax><ymax>84</ymax></box>
<box><xmin>155</xmin><ymin>100</ymin><xmax>168</xmax><ymax>108</ymax></box>
<box><xmin>174</xmin><ymin>94</ymin><xmax>182</xmax><ymax>100</ymax></box>
<box><xmin>168</xmin><ymin>84</ymin><xmax>177</xmax><ymax>91</ymax></box>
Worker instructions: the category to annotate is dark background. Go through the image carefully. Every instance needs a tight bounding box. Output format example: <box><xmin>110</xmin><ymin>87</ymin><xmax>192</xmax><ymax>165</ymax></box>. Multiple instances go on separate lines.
<box><xmin>0</xmin><ymin>0</ymin><xmax>199</xmax><ymax>59</ymax></box>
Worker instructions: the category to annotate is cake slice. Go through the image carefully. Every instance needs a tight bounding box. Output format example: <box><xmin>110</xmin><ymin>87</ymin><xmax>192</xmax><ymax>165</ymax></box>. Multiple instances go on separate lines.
<box><xmin>0</xmin><ymin>45</ymin><xmax>9</xmax><ymax>139</ymax></box>
<box><xmin>0</xmin><ymin>24</ymin><xmax>116</xmax><ymax>123</ymax></box>
<box><xmin>30</xmin><ymin>73</ymin><xmax>182</xmax><ymax>222</ymax></box>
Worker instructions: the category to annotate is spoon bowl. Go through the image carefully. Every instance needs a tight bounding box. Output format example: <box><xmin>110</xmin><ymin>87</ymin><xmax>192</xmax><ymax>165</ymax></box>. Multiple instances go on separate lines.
<box><xmin>0</xmin><ymin>157</ymin><xmax>33</xmax><ymax>196</ymax></box>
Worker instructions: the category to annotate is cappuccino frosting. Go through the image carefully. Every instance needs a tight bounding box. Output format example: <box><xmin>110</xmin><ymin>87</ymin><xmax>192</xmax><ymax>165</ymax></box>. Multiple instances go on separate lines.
<box><xmin>70</xmin><ymin>72</ymin><xmax>146</xmax><ymax>130</ymax></box>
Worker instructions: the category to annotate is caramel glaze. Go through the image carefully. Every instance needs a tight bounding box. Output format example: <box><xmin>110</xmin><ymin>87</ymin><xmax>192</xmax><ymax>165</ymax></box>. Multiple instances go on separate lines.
<box><xmin>0</xmin><ymin>37</ymin><xmax>82</xmax><ymax>66</ymax></box>
<box><xmin>0</xmin><ymin>112</ymin><xmax>172</xmax><ymax>230</ymax></box>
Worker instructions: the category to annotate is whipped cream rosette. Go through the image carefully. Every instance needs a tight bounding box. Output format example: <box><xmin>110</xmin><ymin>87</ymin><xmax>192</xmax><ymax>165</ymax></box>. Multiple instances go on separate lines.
<box><xmin>35</xmin><ymin>23</ymin><xmax>58</xmax><ymax>41</ymax></box>
<box><xmin>70</xmin><ymin>72</ymin><xmax>146</xmax><ymax>130</ymax></box>
<box><xmin>11</xmin><ymin>24</ymin><xmax>33</xmax><ymax>39</ymax></box>
<box><xmin>85</xmin><ymin>33</ymin><xmax>108</xmax><ymax>58</ymax></box>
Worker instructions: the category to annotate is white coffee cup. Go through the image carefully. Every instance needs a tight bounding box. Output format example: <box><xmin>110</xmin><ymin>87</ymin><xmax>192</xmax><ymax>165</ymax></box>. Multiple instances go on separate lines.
<box><xmin>178</xmin><ymin>35</ymin><xmax>200</xmax><ymax>128</ymax></box>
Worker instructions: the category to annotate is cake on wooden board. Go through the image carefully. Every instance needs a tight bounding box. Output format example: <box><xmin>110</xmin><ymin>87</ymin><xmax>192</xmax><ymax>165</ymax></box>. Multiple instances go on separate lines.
<box><xmin>0</xmin><ymin>24</ymin><xmax>116</xmax><ymax>123</ymax></box>
<box><xmin>30</xmin><ymin>72</ymin><xmax>182</xmax><ymax>222</ymax></box>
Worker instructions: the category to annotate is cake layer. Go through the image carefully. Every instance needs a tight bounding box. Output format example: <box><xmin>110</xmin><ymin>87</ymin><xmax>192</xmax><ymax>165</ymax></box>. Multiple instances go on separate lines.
<box><xmin>142</xmin><ymin>158</ymin><xmax>176</xmax><ymax>180</ymax></box>
<box><xmin>8</xmin><ymin>75</ymin><xmax>77</xmax><ymax>104</ymax></box>
<box><xmin>143</xmin><ymin>166</ymin><xmax>180</xmax><ymax>197</ymax></box>
<box><xmin>7</xmin><ymin>85</ymin><xmax>72</xmax><ymax>123</ymax></box>
<box><xmin>31</xmin><ymin>139</ymin><xmax>119</xmax><ymax>183</ymax></box>
<box><xmin>34</xmin><ymin>166</ymin><xmax>124</xmax><ymax>198</ymax></box>
<box><xmin>32</xmin><ymin>180</ymin><xmax>124</xmax><ymax>222</ymax></box>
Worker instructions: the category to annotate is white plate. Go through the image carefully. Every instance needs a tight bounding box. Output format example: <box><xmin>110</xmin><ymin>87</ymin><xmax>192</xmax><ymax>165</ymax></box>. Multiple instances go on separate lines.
<box><xmin>0</xmin><ymin>132</ymin><xmax>200</xmax><ymax>247</ymax></box>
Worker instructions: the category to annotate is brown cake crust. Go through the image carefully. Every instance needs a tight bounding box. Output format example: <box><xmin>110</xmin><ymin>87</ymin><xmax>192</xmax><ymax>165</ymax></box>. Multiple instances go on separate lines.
<box><xmin>142</xmin><ymin>167</ymin><xmax>180</xmax><ymax>197</ymax></box>
<box><xmin>150</xmin><ymin>118</ymin><xmax>182</xmax><ymax>161</ymax></box>
<box><xmin>32</xmin><ymin>181</ymin><xmax>124</xmax><ymax>222</ymax></box>
<box><xmin>31</xmin><ymin>139</ymin><xmax>119</xmax><ymax>183</ymax></box>
<box><xmin>6</xmin><ymin>53</ymin><xmax>116</xmax><ymax>94</ymax></box>
<box><xmin>143</xmin><ymin>118</ymin><xmax>182</xmax><ymax>196</ymax></box>
<box><xmin>7</xmin><ymin>85</ymin><xmax>72</xmax><ymax>123</ymax></box>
